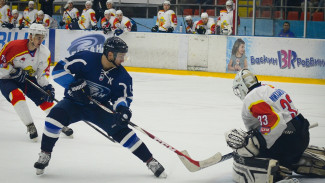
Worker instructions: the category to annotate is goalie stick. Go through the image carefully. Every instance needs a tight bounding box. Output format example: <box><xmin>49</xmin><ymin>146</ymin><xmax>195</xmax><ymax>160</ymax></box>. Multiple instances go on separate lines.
<box><xmin>88</xmin><ymin>97</ymin><xmax>228</xmax><ymax>171</ymax></box>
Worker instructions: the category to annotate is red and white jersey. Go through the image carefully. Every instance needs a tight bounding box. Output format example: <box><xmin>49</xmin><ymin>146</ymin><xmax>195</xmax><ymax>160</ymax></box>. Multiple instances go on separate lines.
<box><xmin>0</xmin><ymin>39</ymin><xmax>51</xmax><ymax>87</ymax></box>
<box><xmin>63</xmin><ymin>8</ymin><xmax>79</xmax><ymax>29</ymax></box>
<box><xmin>241</xmin><ymin>84</ymin><xmax>299</xmax><ymax>149</ymax></box>
<box><xmin>112</xmin><ymin>16</ymin><xmax>132</xmax><ymax>32</ymax></box>
<box><xmin>78</xmin><ymin>8</ymin><xmax>97</xmax><ymax>29</ymax></box>
<box><xmin>0</xmin><ymin>5</ymin><xmax>11</xmax><ymax>24</ymax></box>
<box><xmin>100</xmin><ymin>17</ymin><xmax>113</xmax><ymax>28</ymax></box>
<box><xmin>9</xmin><ymin>14</ymin><xmax>23</xmax><ymax>28</ymax></box>
<box><xmin>217</xmin><ymin>9</ymin><xmax>240</xmax><ymax>35</ymax></box>
<box><xmin>35</xmin><ymin>14</ymin><xmax>52</xmax><ymax>28</ymax></box>
<box><xmin>194</xmin><ymin>18</ymin><xmax>216</xmax><ymax>34</ymax></box>
<box><xmin>186</xmin><ymin>22</ymin><xmax>197</xmax><ymax>34</ymax></box>
<box><xmin>23</xmin><ymin>8</ymin><xmax>38</xmax><ymax>27</ymax></box>
<box><xmin>155</xmin><ymin>9</ymin><xmax>177</xmax><ymax>31</ymax></box>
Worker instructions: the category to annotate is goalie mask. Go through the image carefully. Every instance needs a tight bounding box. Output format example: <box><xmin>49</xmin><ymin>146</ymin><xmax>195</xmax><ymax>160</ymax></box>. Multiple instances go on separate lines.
<box><xmin>233</xmin><ymin>69</ymin><xmax>259</xmax><ymax>100</ymax></box>
<box><xmin>103</xmin><ymin>37</ymin><xmax>128</xmax><ymax>66</ymax></box>
<box><xmin>226</xmin><ymin>0</ymin><xmax>233</xmax><ymax>12</ymax></box>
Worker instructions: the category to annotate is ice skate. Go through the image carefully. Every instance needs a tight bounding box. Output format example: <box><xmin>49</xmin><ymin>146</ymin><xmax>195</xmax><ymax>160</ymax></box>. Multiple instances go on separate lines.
<box><xmin>276</xmin><ymin>178</ymin><xmax>300</xmax><ymax>183</ymax></box>
<box><xmin>27</xmin><ymin>123</ymin><xmax>38</xmax><ymax>142</ymax></box>
<box><xmin>34</xmin><ymin>151</ymin><xmax>51</xmax><ymax>175</ymax></box>
<box><xmin>146</xmin><ymin>157</ymin><xmax>167</xmax><ymax>178</ymax></box>
<box><xmin>62</xmin><ymin>126</ymin><xmax>74</xmax><ymax>138</ymax></box>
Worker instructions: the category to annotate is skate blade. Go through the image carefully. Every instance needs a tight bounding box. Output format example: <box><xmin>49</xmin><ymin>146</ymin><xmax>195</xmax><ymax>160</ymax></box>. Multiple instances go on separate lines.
<box><xmin>158</xmin><ymin>171</ymin><xmax>167</xmax><ymax>179</ymax></box>
<box><xmin>36</xmin><ymin>168</ymin><xmax>44</xmax><ymax>175</ymax></box>
<box><xmin>30</xmin><ymin>137</ymin><xmax>38</xmax><ymax>142</ymax></box>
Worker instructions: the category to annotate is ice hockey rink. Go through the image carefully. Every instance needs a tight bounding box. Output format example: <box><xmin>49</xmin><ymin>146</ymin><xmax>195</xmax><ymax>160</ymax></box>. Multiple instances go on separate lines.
<box><xmin>0</xmin><ymin>71</ymin><xmax>324</xmax><ymax>183</ymax></box>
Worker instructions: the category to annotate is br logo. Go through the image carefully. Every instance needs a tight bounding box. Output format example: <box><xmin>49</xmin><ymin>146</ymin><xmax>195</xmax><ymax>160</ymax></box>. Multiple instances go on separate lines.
<box><xmin>67</xmin><ymin>34</ymin><xmax>106</xmax><ymax>55</ymax></box>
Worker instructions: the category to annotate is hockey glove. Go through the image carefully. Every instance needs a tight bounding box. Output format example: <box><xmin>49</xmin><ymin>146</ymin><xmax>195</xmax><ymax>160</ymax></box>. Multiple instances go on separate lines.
<box><xmin>196</xmin><ymin>26</ymin><xmax>206</xmax><ymax>34</ymax></box>
<box><xmin>151</xmin><ymin>25</ymin><xmax>158</xmax><ymax>32</ymax></box>
<box><xmin>42</xmin><ymin>84</ymin><xmax>55</xmax><ymax>103</ymax></box>
<box><xmin>114</xmin><ymin>29</ymin><xmax>124</xmax><ymax>36</ymax></box>
<box><xmin>103</xmin><ymin>26</ymin><xmax>112</xmax><ymax>34</ymax></box>
<box><xmin>19</xmin><ymin>22</ymin><xmax>25</xmax><ymax>30</ymax></box>
<box><xmin>59</xmin><ymin>21</ymin><xmax>65</xmax><ymax>27</ymax></box>
<box><xmin>225</xmin><ymin>128</ymin><xmax>260</xmax><ymax>157</ymax></box>
<box><xmin>167</xmin><ymin>27</ymin><xmax>174</xmax><ymax>33</ymax></box>
<box><xmin>114</xmin><ymin>106</ymin><xmax>132</xmax><ymax>126</ymax></box>
<box><xmin>92</xmin><ymin>25</ymin><xmax>99</xmax><ymax>30</ymax></box>
<box><xmin>71</xmin><ymin>18</ymin><xmax>78</xmax><ymax>23</ymax></box>
<box><xmin>68</xmin><ymin>79</ymin><xmax>90</xmax><ymax>105</ymax></box>
<box><xmin>9</xmin><ymin>68</ymin><xmax>28</xmax><ymax>83</ymax></box>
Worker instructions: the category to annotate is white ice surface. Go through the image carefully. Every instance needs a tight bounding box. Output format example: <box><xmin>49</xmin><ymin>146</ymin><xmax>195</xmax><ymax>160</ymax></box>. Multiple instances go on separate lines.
<box><xmin>0</xmin><ymin>72</ymin><xmax>324</xmax><ymax>183</ymax></box>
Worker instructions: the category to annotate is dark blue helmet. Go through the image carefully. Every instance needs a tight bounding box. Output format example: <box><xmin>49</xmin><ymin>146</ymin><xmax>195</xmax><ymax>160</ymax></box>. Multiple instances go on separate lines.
<box><xmin>103</xmin><ymin>37</ymin><xmax>128</xmax><ymax>56</ymax></box>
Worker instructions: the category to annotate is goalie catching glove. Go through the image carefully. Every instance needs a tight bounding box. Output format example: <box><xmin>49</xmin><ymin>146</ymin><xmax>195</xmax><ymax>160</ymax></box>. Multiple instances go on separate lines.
<box><xmin>225</xmin><ymin>128</ymin><xmax>261</xmax><ymax>157</ymax></box>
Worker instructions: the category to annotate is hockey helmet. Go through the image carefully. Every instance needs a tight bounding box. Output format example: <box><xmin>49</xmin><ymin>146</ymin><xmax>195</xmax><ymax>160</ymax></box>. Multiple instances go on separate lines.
<box><xmin>163</xmin><ymin>1</ymin><xmax>170</xmax><ymax>5</ymax></box>
<box><xmin>185</xmin><ymin>15</ymin><xmax>192</xmax><ymax>21</ymax></box>
<box><xmin>106</xmin><ymin>0</ymin><xmax>113</xmax><ymax>4</ymax></box>
<box><xmin>233</xmin><ymin>69</ymin><xmax>258</xmax><ymax>100</ymax></box>
<box><xmin>226</xmin><ymin>0</ymin><xmax>233</xmax><ymax>6</ymax></box>
<box><xmin>12</xmin><ymin>9</ymin><xmax>18</xmax><ymax>15</ymax></box>
<box><xmin>29</xmin><ymin>1</ymin><xmax>34</xmax><ymax>5</ymax></box>
<box><xmin>37</xmin><ymin>10</ymin><xmax>44</xmax><ymax>16</ymax></box>
<box><xmin>29</xmin><ymin>23</ymin><xmax>47</xmax><ymax>38</ymax></box>
<box><xmin>116</xmin><ymin>10</ymin><xmax>123</xmax><ymax>15</ymax></box>
<box><xmin>104</xmin><ymin>10</ymin><xmax>111</xmax><ymax>15</ymax></box>
<box><xmin>85</xmin><ymin>1</ymin><xmax>92</xmax><ymax>6</ymax></box>
<box><xmin>201</xmin><ymin>12</ymin><xmax>208</xmax><ymax>19</ymax></box>
<box><xmin>103</xmin><ymin>37</ymin><xmax>128</xmax><ymax>56</ymax></box>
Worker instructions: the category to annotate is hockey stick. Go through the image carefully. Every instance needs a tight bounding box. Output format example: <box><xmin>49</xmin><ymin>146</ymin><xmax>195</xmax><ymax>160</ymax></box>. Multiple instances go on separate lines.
<box><xmin>88</xmin><ymin>97</ymin><xmax>226</xmax><ymax>171</ymax></box>
<box><xmin>129</xmin><ymin>18</ymin><xmax>151</xmax><ymax>30</ymax></box>
<box><xmin>178</xmin><ymin>121</ymin><xmax>321</xmax><ymax>172</ymax></box>
<box><xmin>24</xmin><ymin>78</ymin><xmax>116</xmax><ymax>142</ymax></box>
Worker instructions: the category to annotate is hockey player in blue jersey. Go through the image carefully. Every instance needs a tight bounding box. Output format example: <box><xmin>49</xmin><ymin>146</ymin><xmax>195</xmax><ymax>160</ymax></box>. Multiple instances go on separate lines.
<box><xmin>34</xmin><ymin>37</ymin><xmax>167</xmax><ymax>178</ymax></box>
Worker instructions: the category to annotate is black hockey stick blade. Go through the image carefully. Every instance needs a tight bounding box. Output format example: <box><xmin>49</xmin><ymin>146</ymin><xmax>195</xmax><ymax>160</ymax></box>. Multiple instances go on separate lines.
<box><xmin>178</xmin><ymin>150</ymin><xmax>233</xmax><ymax>172</ymax></box>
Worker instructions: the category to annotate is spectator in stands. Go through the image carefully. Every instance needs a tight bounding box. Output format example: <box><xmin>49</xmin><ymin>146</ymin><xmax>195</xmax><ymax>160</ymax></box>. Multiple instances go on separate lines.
<box><xmin>9</xmin><ymin>9</ymin><xmax>23</xmax><ymax>28</ymax></box>
<box><xmin>60</xmin><ymin>0</ymin><xmax>80</xmax><ymax>29</ymax></box>
<box><xmin>194</xmin><ymin>12</ymin><xmax>215</xmax><ymax>35</ymax></box>
<box><xmin>22</xmin><ymin>1</ymin><xmax>38</xmax><ymax>28</ymax></box>
<box><xmin>185</xmin><ymin>15</ymin><xmax>196</xmax><ymax>34</ymax></box>
<box><xmin>106</xmin><ymin>0</ymin><xmax>116</xmax><ymax>16</ymax></box>
<box><xmin>39</xmin><ymin>0</ymin><xmax>54</xmax><ymax>17</ymax></box>
<box><xmin>316</xmin><ymin>0</ymin><xmax>324</xmax><ymax>12</ymax></box>
<box><xmin>78</xmin><ymin>1</ymin><xmax>98</xmax><ymax>30</ymax></box>
<box><xmin>278</xmin><ymin>21</ymin><xmax>295</xmax><ymax>37</ymax></box>
<box><xmin>151</xmin><ymin>1</ymin><xmax>177</xmax><ymax>33</ymax></box>
<box><xmin>101</xmin><ymin>9</ymin><xmax>113</xmax><ymax>34</ymax></box>
<box><xmin>34</xmin><ymin>10</ymin><xmax>52</xmax><ymax>28</ymax></box>
<box><xmin>227</xmin><ymin>38</ymin><xmax>247</xmax><ymax>72</ymax></box>
<box><xmin>216</xmin><ymin>0</ymin><xmax>240</xmax><ymax>35</ymax></box>
<box><xmin>0</xmin><ymin>0</ymin><xmax>11</xmax><ymax>27</ymax></box>
<box><xmin>111</xmin><ymin>10</ymin><xmax>132</xmax><ymax>36</ymax></box>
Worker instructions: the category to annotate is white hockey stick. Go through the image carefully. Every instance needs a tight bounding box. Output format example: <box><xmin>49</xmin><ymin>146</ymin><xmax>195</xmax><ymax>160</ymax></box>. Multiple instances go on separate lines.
<box><xmin>179</xmin><ymin>122</ymin><xmax>319</xmax><ymax>172</ymax></box>
<box><xmin>89</xmin><ymin>97</ymin><xmax>229</xmax><ymax>171</ymax></box>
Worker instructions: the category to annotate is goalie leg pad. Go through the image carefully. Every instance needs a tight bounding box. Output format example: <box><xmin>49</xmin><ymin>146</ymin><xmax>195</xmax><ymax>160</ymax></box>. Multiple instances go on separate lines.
<box><xmin>306</xmin><ymin>145</ymin><xmax>325</xmax><ymax>156</ymax></box>
<box><xmin>293</xmin><ymin>150</ymin><xmax>325</xmax><ymax>177</ymax></box>
<box><xmin>232</xmin><ymin>153</ymin><xmax>280</xmax><ymax>183</ymax></box>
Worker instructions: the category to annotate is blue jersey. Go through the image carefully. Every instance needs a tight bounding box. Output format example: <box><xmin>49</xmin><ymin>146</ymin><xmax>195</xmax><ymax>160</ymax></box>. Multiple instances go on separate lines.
<box><xmin>52</xmin><ymin>51</ymin><xmax>133</xmax><ymax>109</ymax></box>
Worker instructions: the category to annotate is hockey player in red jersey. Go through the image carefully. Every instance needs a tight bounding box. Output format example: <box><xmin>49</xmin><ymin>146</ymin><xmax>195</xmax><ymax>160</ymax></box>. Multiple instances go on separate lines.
<box><xmin>111</xmin><ymin>10</ymin><xmax>132</xmax><ymax>36</ymax></box>
<box><xmin>194</xmin><ymin>12</ymin><xmax>215</xmax><ymax>35</ymax></box>
<box><xmin>225</xmin><ymin>69</ymin><xmax>325</xmax><ymax>182</ymax></box>
<box><xmin>151</xmin><ymin>0</ymin><xmax>177</xmax><ymax>33</ymax></box>
<box><xmin>216</xmin><ymin>0</ymin><xmax>240</xmax><ymax>35</ymax></box>
<box><xmin>0</xmin><ymin>24</ymin><xmax>73</xmax><ymax>141</ymax></box>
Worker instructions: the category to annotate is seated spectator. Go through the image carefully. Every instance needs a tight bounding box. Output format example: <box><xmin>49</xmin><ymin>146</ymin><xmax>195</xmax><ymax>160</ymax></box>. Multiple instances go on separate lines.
<box><xmin>106</xmin><ymin>0</ymin><xmax>116</xmax><ymax>16</ymax></box>
<box><xmin>185</xmin><ymin>15</ymin><xmax>196</xmax><ymax>34</ymax></box>
<box><xmin>0</xmin><ymin>0</ymin><xmax>11</xmax><ymax>27</ymax></box>
<box><xmin>112</xmin><ymin>10</ymin><xmax>132</xmax><ymax>36</ymax></box>
<box><xmin>101</xmin><ymin>9</ymin><xmax>113</xmax><ymax>34</ymax></box>
<box><xmin>34</xmin><ymin>10</ymin><xmax>52</xmax><ymax>28</ymax></box>
<box><xmin>23</xmin><ymin>1</ymin><xmax>38</xmax><ymax>28</ymax></box>
<box><xmin>194</xmin><ymin>12</ymin><xmax>216</xmax><ymax>35</ymax></box>
<box><xmin>78</xmin><ymin>1</ymin><xmax>98</xmax><ymax>30</ymax></box>
<box><xmin>278</xmin><ymin>21</ymin><xmax>295</xmax><ymax>37</ymax></box>
<box><xmin>9</xmin><ymin>9</ymin><xmax>23</xmax><ymax>28</ymax></box>
<box><xmin>151</xmin><ymin>1</ymin><xmax>177</xmax><ymax>33</ymax></box>
<box><xmin>61</xmin><ymin>0</ymin><xmax>80</xmax><ymax>29</ymax></box>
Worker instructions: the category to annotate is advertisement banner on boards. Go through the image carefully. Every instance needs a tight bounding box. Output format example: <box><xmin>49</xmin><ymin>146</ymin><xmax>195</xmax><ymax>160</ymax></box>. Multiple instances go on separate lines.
<box><xmin>54</xmin><ymin>29</ymin><xmax>114</xmax><ymax>62</ymax></box>
<box><xmin>226</xmin><ymin>36</ymin><xmax>325</xmax><ymax>79</ymax></box>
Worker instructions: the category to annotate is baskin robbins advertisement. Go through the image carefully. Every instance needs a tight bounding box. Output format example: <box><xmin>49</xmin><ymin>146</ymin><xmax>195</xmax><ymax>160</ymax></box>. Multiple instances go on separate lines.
<box><xmin>226</xmin><ymin>37</ymin><xmax>325</xmax><ymax>79</ymax></box>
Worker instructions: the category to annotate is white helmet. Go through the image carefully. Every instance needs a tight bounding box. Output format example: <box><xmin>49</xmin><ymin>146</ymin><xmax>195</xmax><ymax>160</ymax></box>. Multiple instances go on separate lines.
<box><xmin>85</xmin><ymin>1</ymin><xmax>92</xmax><ymax>6</ymax></box>
<box><xmin>116</xmin><ymin>10</ymin><xmax>123</xmax><ymax>15</ymax></box>
<box><xmin>233</xmin><ymin>69</ymin><xmax>258</xmax><ymax>100</ymax></box>
<box><xmin>104</xmin><ymin>10</ymin><xmax>111</xmax><ymax>15</ymax></box>
<box><xmin>37</xmin><ymin>10</ymin><xmax>44</xmax><ymax>16</ymax></box>
<box><xmin>201</xmin><ymin>12</ymin><xmax>208</xmax><ymax>19</ymax></box>
<box><xmin>12</xmin><ymin>9</ymin><xmax>18</xmax><ymax>15</ymax></box>
<box><xmin>226</xmin><ymin>0</ymin><xmax>233</xmax><ymax>6</ymax></box>
<box><xmin>163</xmin><ymin>1</ymin><xmax>171</xmax><ymax>5</ymax></box>
<box><xmin>29</xmin><ymin>23</ymin><xmax>47</xmax><ymax>37</ymax></box>
<box><xmin>185</xmin><ymin>15</ymin><xmax>192</xmax><ymax>21</ymax></box>
<box><xmin>106</xmin><ymin>0</ymin><xmax>113</xmax><ymax>4</ymax></box>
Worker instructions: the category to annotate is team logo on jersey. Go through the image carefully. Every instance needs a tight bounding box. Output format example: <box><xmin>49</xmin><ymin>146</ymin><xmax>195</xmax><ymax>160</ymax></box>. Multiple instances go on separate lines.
<box><xmin>87</xmin><ymin>80</ymin><xmax>110</xmax><ymax>99</ymax></box>
<box><xmin>20</xmin><ymin>57</ymin><xmax>26</xmax><ymax>62</ymax></box>
<box><xmin>67</xmin><ymin>34</ymin><xmax>105</xmax><ymax>55</ymax></box>
<box><xmin>99</xmin><ymin>74</ymin><xmax>104</xmax><ymax>81</ymax></box>
<box><xmin>260</xmin><ymin>127</ymin><xmax>270</xmax><ymax>134</ymax></box>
